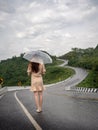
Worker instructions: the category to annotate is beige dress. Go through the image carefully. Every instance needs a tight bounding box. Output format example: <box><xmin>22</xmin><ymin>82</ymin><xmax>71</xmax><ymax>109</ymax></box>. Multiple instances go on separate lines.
<box><xmin>27</xmin><ymin>63</ymin><xmax>46</xmax><ymax>92</ymax></box>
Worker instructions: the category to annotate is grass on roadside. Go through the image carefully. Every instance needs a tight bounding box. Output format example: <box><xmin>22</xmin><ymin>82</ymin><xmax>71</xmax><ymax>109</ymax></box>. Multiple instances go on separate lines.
<box><xmin>77</xmin><ymin>70</ymin><xmax>98</xmax><ymax>88</ymax></box>
<box><xmin>43</xmin><ymin>66</ymin><xmax>75</xmax><ymax>84</ymax></box>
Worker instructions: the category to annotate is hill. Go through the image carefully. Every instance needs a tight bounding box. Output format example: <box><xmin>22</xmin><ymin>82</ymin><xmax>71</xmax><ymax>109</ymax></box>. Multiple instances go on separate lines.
<box><xmin>0</xmin><ymin>53</ymin><xmax>74</xmax><ymax>87</ymax></box>
<box><xmin>59</xmin><ymin>45</ymin><xmax>98</xmax><ymax>88</ymax></box>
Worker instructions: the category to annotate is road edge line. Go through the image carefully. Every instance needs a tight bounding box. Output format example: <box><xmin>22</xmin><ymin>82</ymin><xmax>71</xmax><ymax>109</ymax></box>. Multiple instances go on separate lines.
<box><xmin>14</xmin><ymin>91</ymin><xmax>42</xmax><ymax>130</ymax></box>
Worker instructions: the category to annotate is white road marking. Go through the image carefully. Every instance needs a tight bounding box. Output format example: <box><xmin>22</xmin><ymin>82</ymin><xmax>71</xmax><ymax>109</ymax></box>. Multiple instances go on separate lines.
<box><xmin>14</xmin><ymin>92</ymin><xmax>42</xmax><ymax>130</ymax></box>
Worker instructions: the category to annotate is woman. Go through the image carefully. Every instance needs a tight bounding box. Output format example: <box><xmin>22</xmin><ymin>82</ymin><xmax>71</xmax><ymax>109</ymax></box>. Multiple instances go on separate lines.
<box><xmin>27</xmin><ymin>62</ymin><xmax>46</xmax><ymax>113</ymax></box>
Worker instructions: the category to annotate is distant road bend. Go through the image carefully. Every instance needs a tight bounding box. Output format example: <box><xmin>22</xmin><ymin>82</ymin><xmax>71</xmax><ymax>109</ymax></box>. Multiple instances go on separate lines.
<box><xmin>49</xmin><ymin>59</ymin><xmax>88</xmax><ymax>92</ymax></box>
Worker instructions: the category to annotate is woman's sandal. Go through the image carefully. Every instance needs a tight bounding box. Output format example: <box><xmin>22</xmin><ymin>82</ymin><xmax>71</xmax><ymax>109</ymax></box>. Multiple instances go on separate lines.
<box><xmin>36</xmin><ymin>109</ymin><xmax>42</xmax><ymax>113</ymax></box>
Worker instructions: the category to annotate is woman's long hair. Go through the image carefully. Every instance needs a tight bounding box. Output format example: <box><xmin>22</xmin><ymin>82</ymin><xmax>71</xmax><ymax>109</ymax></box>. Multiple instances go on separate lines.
<box><xmin>31</xmin><ymin>62</ymin><xmax>39</xmax><ymax>73</ymax></box>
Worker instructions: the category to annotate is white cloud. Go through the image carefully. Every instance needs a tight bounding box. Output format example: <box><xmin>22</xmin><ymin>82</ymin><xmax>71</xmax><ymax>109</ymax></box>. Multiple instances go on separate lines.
<box><xmin>0</xmin><ymin>0</ymin><xmax>98</xmax><ymax>60</ymax></box>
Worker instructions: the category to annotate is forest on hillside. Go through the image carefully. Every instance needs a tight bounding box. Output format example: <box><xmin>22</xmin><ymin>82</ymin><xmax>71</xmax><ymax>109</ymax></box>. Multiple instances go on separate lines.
<box><xmin>59</xmin><ymin>45</ymin><xmax>98</xmax><ymax>88</ymax></box>
<box><xmin>0</xmin><ymin>53</ymin><xmax>52</xmax><ymax>86</ymax></box>
<box><xmin>0</xmin><ymin>54</ymin><xmax>74</xmax><ymax>87</ymax></box>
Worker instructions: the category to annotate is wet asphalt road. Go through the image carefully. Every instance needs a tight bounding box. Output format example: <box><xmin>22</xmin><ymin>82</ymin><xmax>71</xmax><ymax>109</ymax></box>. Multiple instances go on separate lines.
<box><xmin>0</xmin><ymin>88</ymin><xmax>98</xmax><ymax>130</ymax></box>
<box><xmin>0</xmin><ymin>91</ymin><xmax>35</xmax><ymax>130</ymax></box>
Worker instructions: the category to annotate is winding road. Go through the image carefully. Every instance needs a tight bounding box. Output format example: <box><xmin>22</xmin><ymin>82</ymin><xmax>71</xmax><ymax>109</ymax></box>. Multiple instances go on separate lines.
<box><xmin>0</xmin><ymin>61</ymin><xmax>98</xmax><ymax>130</ymax></box>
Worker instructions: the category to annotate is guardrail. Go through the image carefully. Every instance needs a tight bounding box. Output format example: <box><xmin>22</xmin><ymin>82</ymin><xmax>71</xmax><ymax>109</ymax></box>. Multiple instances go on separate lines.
<box><xmin>65</xmin><ymin>86</ymin><xmax>98</xmax><ymax>93</ymax></box>
<box><xmin>0</xmin><ymin>86</ymin><xmax>30</xmax><ymax>96</ymax></box>
<box><xmin>75</xmin><ymin>87</ymin><xmax>98</xmax><ymax>93</ymax></box>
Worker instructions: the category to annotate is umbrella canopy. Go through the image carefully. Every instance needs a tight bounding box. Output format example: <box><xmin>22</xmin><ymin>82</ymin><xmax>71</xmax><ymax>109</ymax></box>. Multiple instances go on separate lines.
<box><xmin>23</xmin><ymin>50</ymin><xmax>52</xmax><ymax>64</ymax></box>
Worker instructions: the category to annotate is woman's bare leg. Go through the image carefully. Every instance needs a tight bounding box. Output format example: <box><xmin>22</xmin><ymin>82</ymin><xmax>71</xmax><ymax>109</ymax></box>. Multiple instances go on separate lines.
<box><xmin>39</xmin><ymin>91</ymin><xmax>43</xmax><ymax>111</ymax></box>
<box><xmin>34</xmin><ymin>92</ymin><xmax>40</xmax><ymax>110</ymax></box>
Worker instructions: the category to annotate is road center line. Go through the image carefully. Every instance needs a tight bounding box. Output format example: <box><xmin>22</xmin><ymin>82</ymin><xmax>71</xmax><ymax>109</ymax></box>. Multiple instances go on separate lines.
<box><xmin>14</xmin><ymin>91</ymin><xmax>42</xmax><ymax>130</ymax></box>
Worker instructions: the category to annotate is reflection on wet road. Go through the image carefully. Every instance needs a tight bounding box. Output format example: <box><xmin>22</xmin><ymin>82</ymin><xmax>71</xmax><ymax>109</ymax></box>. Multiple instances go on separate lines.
<box><xmin>16</xmin><ymin>89</ymin><xmax>98</xmax><ymax>130</ymax></box>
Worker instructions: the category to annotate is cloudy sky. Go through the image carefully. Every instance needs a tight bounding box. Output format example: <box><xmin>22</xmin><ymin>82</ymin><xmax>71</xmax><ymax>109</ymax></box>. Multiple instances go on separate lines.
<box><xmin>0</xmin><ymin>0</ymin><xmax>98</xmax><ymax>60</ymax></box>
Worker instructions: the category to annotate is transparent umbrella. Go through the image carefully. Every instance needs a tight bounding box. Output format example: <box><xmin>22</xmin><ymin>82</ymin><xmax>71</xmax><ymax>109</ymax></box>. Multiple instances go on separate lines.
<box><xmin>23</xmin><ymin>50</ymin><xmax>52</xmax><ymax>64</ymax></box>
